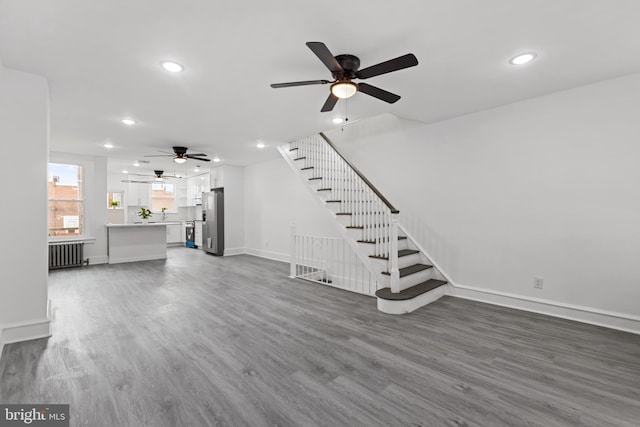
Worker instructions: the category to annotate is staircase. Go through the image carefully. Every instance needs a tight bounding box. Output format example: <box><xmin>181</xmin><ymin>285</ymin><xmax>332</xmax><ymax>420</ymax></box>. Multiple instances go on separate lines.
<box><xmin>278</xmin><ymin>133</ymin><xmax>449</xmax><ymax>314</ymax></box>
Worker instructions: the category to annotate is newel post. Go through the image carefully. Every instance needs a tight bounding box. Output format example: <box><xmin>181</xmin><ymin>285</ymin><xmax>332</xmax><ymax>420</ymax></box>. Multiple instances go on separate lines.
<box><xmin>390</xmin><ymin>214</ymin><xmax>400</xmax><ymax>293</ymax></box>
<box><xmin>289</xmin><ymin>223</ymin><xmax>297</xmax><ymax>278</ymax></box>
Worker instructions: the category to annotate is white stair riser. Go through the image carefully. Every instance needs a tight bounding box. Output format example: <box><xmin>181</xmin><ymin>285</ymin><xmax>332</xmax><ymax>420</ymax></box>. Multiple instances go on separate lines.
<box><xmin>377</xmin><ymin>286</ymin><xmax>446</xmax><ymax>314</ymax></box>
<box><xmin>378</xmin><ymin>268</ymin><xmax>435</xmax><ymax>289</ymax></box>
<box><xmin>369</xmin><ymin>253</ymin><xmax>422</xmax><ymax>270</ymax></box>
<box><xmin>357</xmin><ymin>238</ymin><xmax>409</xmax><ymax>256</ymax></box>
<box><xmin>335</xmin><ymin>215</ymin><xmax>353</xmax><ymax>227</ymax></box>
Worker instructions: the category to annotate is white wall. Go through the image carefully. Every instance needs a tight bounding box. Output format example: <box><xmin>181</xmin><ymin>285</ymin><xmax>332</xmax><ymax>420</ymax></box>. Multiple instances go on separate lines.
<box><xmin>324</xmin><ymin>73</ymin><xmax>640</xmax><ymax>330</ymax></box>
<box><xmin>51</xmin><ymin>152</ymin><xmax>109</xmax><ymax>264</ymax></box>
<box><xmin>0</xmin><ymin>61</ymin><xmax>51</xmax><ymax>348</ymax></box>
<box><xmin>244</xmin><ymin>157</ymin><xmax>340</xmax><ymax>262</ymax></box>
<box><xmin>220</xmin><ymin>165</ymin><xmax>245</xmax><ymax>255</ymax></box>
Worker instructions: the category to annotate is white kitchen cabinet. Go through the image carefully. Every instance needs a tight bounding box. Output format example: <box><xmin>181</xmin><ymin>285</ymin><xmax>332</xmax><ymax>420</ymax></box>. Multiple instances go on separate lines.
<box><xmin>186</xmin><ymin>173</ymin><xmax>210</xmax><ymax>206</ymax></box>
<box><xmin>166</xmin><ymin>223</ymin><xmax>183</xmax><ymax>245</ymax></box>
<box><xmin>127</xmin><ymin>182</ymin><xmax>150</xmax><ymax>207</ymax></box>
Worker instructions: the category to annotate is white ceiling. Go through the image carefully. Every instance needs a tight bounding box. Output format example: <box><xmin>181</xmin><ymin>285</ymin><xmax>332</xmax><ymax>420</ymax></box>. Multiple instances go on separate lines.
<box><xmin>2</xmin><ymin>0</ymin><xmax>640</xmax><ymax>175</ymax></box>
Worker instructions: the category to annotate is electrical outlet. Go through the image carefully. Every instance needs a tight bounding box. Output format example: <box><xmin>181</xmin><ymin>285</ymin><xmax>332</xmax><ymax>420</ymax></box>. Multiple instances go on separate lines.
<box><xmin>534</xmin><ymin>277</ymin><xmax>544</xmax><ymax>289</ymax></box>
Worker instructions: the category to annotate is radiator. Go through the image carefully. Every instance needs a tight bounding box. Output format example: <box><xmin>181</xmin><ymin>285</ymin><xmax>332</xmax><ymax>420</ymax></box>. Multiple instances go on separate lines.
<box><xmin>49</xmin><ymin>242</ymin><xmax>84</xmax><ymax>269</ymax></box>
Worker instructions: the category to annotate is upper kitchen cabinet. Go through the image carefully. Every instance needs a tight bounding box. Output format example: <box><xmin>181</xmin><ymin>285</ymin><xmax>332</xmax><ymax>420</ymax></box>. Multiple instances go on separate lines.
<box><xmin>127</xmin><ymin>181</ymin><xmax>150</xmax><ymax>207</ymax></box>
<box><xmin>184</xmin><ymin>172</ymin><xmax>210</xmax><ymax>206</ymax></box>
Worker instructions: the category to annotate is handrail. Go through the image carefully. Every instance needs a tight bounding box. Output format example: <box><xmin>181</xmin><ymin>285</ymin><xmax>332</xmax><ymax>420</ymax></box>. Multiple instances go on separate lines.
<box><xmin>318</xmin><ymin>132</ymin><xmax>399</xmax><ymax>214</ymax></box>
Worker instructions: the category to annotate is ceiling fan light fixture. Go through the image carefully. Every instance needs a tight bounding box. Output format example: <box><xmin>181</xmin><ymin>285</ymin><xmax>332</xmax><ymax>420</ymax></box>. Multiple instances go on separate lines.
<box><xmin>212</xmin><ymin>157</ymin><xmax>221</xmax><ymax>163</ymax></box>
<box><xmin>331</xmin><ymin>81</ymin><xmax>358</xmax><ymax>99</ymax></box>
<box><xmin>173</xmin><ymin>156</ymin><xmax>187</xmax><ymax>164</ymax></box>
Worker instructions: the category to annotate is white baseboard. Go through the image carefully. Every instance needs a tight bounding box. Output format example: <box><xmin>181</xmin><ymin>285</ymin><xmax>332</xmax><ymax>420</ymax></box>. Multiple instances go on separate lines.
<box><xmin>107</xmin><ymin>254</ymin><xmax>167</xmax><ymax>264</ymax></box>
<box><xmin>448</xmin><ymin>284</ymin><xmax>640</xmax><ymax>335</ymax></box>
<box><xmin>223</xmin><ymin>247</ymin><xmax>246</xmax><ymax>257</ymax></box>
<box><xmin>0</xmin><ymin>300</ymin><xmax>52</xmax><ymax>362</ymax></box>
<box><xmin>87</xmin><ymin>255</ymin><xmax>108</xmax><ymax>265</ymax></box>
<box><xmin>243</xmin><ymin>248</ymin><xmax>289</xmax><ymax>263</ymax></box>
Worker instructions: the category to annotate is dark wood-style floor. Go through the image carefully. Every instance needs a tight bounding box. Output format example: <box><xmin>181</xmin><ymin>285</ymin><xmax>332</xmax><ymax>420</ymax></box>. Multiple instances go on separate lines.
<box><xmin>1</xmin><ymin>248</ymin><xmax>639</xmax><ymax>426</ymax></box>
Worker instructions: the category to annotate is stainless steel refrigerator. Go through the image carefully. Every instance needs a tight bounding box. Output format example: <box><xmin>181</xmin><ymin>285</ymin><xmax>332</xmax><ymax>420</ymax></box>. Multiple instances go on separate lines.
<box><xmin>202</xmin><ymin>188</ymin><xmax>224</xmax><ymax>256</ymax></box>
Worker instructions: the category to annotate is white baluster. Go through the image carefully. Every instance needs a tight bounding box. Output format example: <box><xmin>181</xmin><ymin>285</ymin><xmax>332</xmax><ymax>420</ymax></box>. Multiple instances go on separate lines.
<box><xmin>390</xmin><ymin>214</ymin><xmax>400</xmax><ymax>293</ymax></box>
<box><xmin>290</xmin><ymin>223</ymin><xmax>297</xmax><ymax>278</ymax></box>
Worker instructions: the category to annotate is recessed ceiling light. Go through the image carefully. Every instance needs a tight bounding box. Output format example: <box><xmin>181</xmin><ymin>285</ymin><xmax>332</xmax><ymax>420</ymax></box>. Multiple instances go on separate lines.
<box><xmin>133</xmin><ymin>161</ymin><xmax>140</xmax><ymax>167</ymax></box>
<box><xmin>212</xmin><ymin>157</ymin><xmax>221</xmax><ymax>163</ymax></box>
<box><xmin>104</xmin><ymin>142</ymin><xmax>114</xmax><ymax>149</ymax></box>
<box><xmin>161</xmin><ymin>61</ymin><xmax>184</xmax><ymax>73</ymax></box>
<box><xmin>510</xmin><ymin>53</ymin><xmax>537</xmax><ymax>65</ymax></box>
<box><xmin>194</xmin><ymin>166</ymin><xmax>200</xmax><ymax>172</ymax></box>
<box><xmin>122</xmin><ymin>170</ymin><xmax>128</xmax><ymax>174</ymax></box>
<box><xmin>332</xmin><ymin>117</ymin><xmax>344</xmax><ymax>124</ymax></box>
<box><xmin>256</xmin><ymin>142</ymin><xmax>265</xmax><ymax>149</ymax></box>
<box><xmin>121</xmin><ymin>118</ymin><xmax>136</xmax><ymax>126</ymax></box>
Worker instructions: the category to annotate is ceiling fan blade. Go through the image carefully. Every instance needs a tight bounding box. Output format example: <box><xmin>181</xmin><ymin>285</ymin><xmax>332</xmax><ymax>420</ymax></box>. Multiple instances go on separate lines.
<box><xmin>185</xmin><ymin>153</ymin><xmax>208</xmax><ymax>157</ymax></box>
<box><xmin>187</xmin><ymin>156</ymin><xmax>211</xmax><ymax>162</ymax></box>
<box><xmin>121</xmin><ymin>180</ymin><xmax>154</xmax><ymax>184</ymax></box>
<box><xmin>306</xmin><ymin>42</ymin><xmax>343</xmax><ymax>74</ymax></box>
<box><xmin>357</xmin><ymin>83</ymin><xmax>401</xmax><ymax>103</ymax></box>
<box><xmin>320</xmin><ymin>93</ymin><xmax>339</xmax><ymax>112</ymax></box>
<box><xmin>271</xmin><ymin>80</ymin><xmax>331</xmax><ymax>88</ymax></box>
<box><xmin>356</xmin><ymin>53</ymin><xmax>418</xmax><ymax>79</ymax></box>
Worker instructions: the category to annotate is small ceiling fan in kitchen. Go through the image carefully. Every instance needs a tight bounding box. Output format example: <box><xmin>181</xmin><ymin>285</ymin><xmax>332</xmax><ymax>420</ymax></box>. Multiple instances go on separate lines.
<box><xmin>144</xmin><ymin>146</ymin><xmax>210</xmax><ymax>163</ymax></box>
<box><xmin>121</xmin><ymin>170</ymin><xmax>181</xmax><ymax>184</ymax></box>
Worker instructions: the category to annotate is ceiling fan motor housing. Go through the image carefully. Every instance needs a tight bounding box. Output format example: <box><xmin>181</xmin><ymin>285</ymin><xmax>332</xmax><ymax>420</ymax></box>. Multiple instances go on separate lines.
<box><xmin>334</xmin><ymin>54</ymin><xmax>360</xmax><ymax>80</ymax></box>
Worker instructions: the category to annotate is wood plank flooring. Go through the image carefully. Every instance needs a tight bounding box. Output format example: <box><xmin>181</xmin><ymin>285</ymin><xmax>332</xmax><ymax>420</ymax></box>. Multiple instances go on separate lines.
<box><xmin>1</xmin><ymin>248</ymin><xmax>639</xmax><ymax>426</ymax></box>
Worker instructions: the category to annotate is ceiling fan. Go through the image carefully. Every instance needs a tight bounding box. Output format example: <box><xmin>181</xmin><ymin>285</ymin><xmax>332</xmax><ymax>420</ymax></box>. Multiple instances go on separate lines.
<box><xmin>271</xmin><ymin>42</ymin><xmax>418</xmax><ymax>112</ymax></box>
<box><xmin>144</xmin><ymin>146</ymin><xmax>210</xmax><ymax>163</ymax></box>
<box><xmin>121</xmin><ymin>170</ymin><xmax>181</xmax><ymax>183</ymax></box>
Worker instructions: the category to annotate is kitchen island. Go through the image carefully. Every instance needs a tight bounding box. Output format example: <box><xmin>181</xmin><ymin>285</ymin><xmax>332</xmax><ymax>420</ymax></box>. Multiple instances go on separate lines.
<box><xmin>106</xmin><ymin>223</ymin><xmax>180</xmax><ymax>264</ymax></box>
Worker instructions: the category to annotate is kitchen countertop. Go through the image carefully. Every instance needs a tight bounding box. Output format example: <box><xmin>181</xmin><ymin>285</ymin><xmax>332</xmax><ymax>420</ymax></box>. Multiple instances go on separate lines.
<box><xmin>106</xmin><ymin>222</ymin><xmax>183</xmax><ymax>227</ymax></box>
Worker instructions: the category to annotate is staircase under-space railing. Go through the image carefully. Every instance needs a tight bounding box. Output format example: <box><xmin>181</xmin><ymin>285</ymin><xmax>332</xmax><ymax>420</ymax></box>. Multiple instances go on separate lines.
<box><xmin>278</xmin><ymin>133</ymin><xmax>449</xmax><ymax>314</ymax></box>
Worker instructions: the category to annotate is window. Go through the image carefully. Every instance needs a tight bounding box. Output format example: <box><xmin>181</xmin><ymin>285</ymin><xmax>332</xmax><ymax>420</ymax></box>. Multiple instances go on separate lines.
<box><xmin>151</xmin><ymin>182</ymin><xmax>175</xmax><ymax>212</ymax></box>
<box><xmin>107</xmin><ymin>191</ymin><xmax>123</xmax><ymax>209</ymax></box>
<box><xmin>48</xmin><ymin>163</ymin><xmax>83</xmax><ymax>237</ymax></box>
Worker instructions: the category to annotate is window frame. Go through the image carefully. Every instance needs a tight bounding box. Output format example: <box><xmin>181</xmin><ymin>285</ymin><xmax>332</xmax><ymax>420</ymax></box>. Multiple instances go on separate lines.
<box><xmin>150</xmin><ymin>182</ymin><xmax>176</xmax><ymax>213</ymax></box>
<box><xmin>48</xmin><ymin>162</ymin><xmax>85</xmax><ymax>239</ymax></box>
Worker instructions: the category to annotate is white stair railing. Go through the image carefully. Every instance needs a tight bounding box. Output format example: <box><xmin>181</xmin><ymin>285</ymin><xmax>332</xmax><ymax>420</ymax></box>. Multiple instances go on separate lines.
<box><xmin>289</xmin><ymin>224</ymin><xmax>378</xmax><ymax>296</ymax></box>
<box><xmin>288</xmin><ymin>133</ymin><xmax>400</xmax><ymax>293</ymax></box>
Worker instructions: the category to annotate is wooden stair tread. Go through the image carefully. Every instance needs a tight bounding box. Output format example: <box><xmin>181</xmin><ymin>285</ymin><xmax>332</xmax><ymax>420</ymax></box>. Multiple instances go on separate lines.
<box><xmin>301</xmin><ymin>167</ymin><xmax>314</xmax><ymax>170</ymax></box>
<box><xmin>336</xmin><ymin>212</ymin><xmax>352</xmax><ymax>216</ymax></box>
<box><xmin>326</xmin><ymin>200</ymin><xmax>341</xmax><ymax>203</ymax></box>
<box><xmin>293</xmin><ymin>157</ymin><xmax>306</xmax><ymax>161</ymax></box>
<box><xmin>357</xmin><ymin>236</ymin><xmax>407</xmax><ymax>244</ymax></box>
<box><xmin>308</xmin><ymin>177</ymin><xmax>322</xmax><ymax>181</ymax></box>
<box><xmin>382</xmin><ymin>264</ymin><xmax>432</xmax><ymax>277</ymax></box>
<box><xmin>369</xmin><ymin>249</ymin><xmax>419</xmax><ymax>260</ymax></box>
<box><xmin>317</xmin><ymin>188</ymin><xmax>332</xmax><ymax>191</ymax></box>
<box><xmin>375</xmin><ymin>279</ymin><xmax>447</xmax><ymax>301</ymax></box>
<box><xmin>289</xmin><ymin>147</ymin><xmax>299</xmax><ymax>151</ymax></box>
